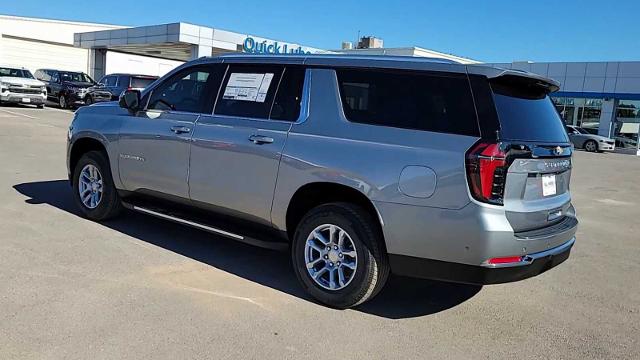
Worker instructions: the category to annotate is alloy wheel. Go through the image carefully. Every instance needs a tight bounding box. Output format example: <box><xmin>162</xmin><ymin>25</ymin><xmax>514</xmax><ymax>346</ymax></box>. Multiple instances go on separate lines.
<box><xmin>78</xmin><ymin>164</ymin><xmax>103</xmax><ymax>209</ymax></box>
<box><xmin>304</xmin><ymin>224</ymin><xmax>358</xmax><ymax>291</ymax></box>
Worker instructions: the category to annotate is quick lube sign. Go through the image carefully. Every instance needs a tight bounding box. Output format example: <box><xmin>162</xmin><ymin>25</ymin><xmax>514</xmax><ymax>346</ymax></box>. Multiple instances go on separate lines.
<box><xmin>243</xmin><ymin>36</ymin><xmax>312</xmax><ymax>55</ymax></box>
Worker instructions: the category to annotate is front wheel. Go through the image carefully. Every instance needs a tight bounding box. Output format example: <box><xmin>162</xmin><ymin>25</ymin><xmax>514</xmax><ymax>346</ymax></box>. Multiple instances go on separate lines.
<box><xmin>59</xmin><ymin>95</ymin><xmax>67</xmax><ymax>109</ymax></box>
<box><xmin>584</xmin><ymin>140</ymin><xmax>598</xmax><ymax>152</ymax></box>
<box><xmin>85</xmin><ymin>96</ymin><xmax>93</xmax><ymax>106</ymax></box>
<box><xmin>72</xmin><ymin>151</ymin><xmax>122</xmax><ymax>221</ymax></box>
<box><xmin>291</xmin><ymin>202</ymin><xmax>389</xmax><ymax>308</ymax></box>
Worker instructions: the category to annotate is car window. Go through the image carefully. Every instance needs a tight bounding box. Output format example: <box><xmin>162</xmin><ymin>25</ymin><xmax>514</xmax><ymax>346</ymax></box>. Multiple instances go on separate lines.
<box><xmin>102</xmin><ymin>76</ymin><xmax>117</xmax><ymax>87</ymax></box>
<box><xmin>147</xmin><ymin>65</ymin><xmax>223</xmax><ymax>114</ymax></box>
<box><xmin>51</xmin><ymin>72</ymin><xmax>59</xmax><ymax>83</ymax></box>
<box><xmin>60</xmin><ymin>72</ymin><xmax>93</xmax><ymax>83</ymax></box>
<box><xmin>0</xmin><ymin>67</ymin><xmax>33</xmax><ymax>78</ymax></box>
<box><xmin>130</xmin><ymin>76</ymin><xmax>157</xmax><ymax>89</ymax></box>
<box><xmin>270</xmin><ymin>67</ymin><xmax>306</xmax><ymax>121</ymax></box>
<box><xmin>336</xmin><ymin>68</ymin><xmax>480</xmax><ymax>136</ymax></box>
<box><xmin>214</xmin><ymin>64</ymin><xmax>284</xmax><ymax>119</ymax></box>
<box><xmin>490</xmin><ymin>76</ymin><xmax>569</xmax><ymax>143</ymax></box>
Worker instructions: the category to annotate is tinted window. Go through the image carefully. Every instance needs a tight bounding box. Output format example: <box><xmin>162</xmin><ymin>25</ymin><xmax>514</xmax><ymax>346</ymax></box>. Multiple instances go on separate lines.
<box><xmin>336</xmin><ymin>69</ymin><xmax>479</xmax><ymax>136</ymax></box>
<box><xmin>148</xmin><ymin>65</ymin><xmax>222</xmax><ymax>113</ymax></box>
<box><xmin>270</xmin><ymin>67</ymin><xmax>305</xmax><ymax>121</ymax></box>
<box><xmin>101</xmin><ymin>76</ymin><xmax>117</xmax><ymax>86</ymax></box>
<box><xmin>41</xmin><ymin>70</ymin><xmax>54</xmax><ymax>81</ymax></box>
<box><xmin>130</xmin><ymin>76</ymin><xmax>157</xmax><ymax>89</ymax></box>
<box><xmin>59</xmin><ymin>72</ymin><xmax>93</xmax><ymax>83</ymax></box>
<box><xmin>491</xmin><ymin>79</ymin><xmax>569</xmax><ymax>143</ymax></box>
<box><xmin>214</xmin><ymin>64</ymin><xmax>284</xmax><ymax>119</ymax></box>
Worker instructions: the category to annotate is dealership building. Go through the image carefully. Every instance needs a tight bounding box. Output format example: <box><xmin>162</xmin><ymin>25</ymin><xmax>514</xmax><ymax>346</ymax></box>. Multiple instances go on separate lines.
<box><xmin>1</xmin><ymin>14</ymin><xmax>638</xmax><ymax>149</ymax></box>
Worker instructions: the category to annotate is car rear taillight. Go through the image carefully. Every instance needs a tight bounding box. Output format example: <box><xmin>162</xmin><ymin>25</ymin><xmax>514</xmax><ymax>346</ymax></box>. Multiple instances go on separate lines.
<box><xmin>486</xmin><ymin>256</ymin><xmax>524</xmax><ymax>265</ymax></box>
<box><xmin>466</xmin><ymin>141</ymin><xmax>508</xmax><ymax>205</ymax></box>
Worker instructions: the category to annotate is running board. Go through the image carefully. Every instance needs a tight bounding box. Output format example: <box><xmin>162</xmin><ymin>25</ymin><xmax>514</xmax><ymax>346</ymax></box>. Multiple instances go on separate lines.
<box><xmin>122</xmin><ymin>202</ymin><xmax>288</xmax><ymax>251</ymax></box>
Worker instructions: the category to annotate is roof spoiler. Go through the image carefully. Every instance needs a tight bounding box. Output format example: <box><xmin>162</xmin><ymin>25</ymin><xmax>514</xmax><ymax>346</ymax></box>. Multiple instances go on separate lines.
<box><xmin>468</xmin><ymin>66</ymin><xmax>561</xmax><ymax>93</ymax></box>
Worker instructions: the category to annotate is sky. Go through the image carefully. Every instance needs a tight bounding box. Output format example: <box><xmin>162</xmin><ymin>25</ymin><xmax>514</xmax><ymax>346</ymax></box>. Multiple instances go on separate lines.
<box><xmin>2</xmin><ymin>0</ymin><xmax>640</xmax><ymax>63</ymax></box>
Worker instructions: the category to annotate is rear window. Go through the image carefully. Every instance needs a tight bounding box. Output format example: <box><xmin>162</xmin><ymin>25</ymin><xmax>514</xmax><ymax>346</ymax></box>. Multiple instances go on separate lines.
<box><xmin>131</xmin><ymin>76</ymin><xmax>157</xmax><ymax>89</ymax></box>
<box><xmin>336</xmin><ymin>69</ymin><xmax>480</xmax><ymax>136</ymax></box>
<box><xmin>490</xmin><ymin>77</ymin><xmax>569</xmax><ymax>143</ymax></box>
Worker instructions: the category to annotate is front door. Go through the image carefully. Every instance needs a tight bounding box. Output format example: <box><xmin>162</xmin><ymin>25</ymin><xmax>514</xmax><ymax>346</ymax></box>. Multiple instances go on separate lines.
<box><xmin>188</xmin><ymin>64</ymin><xmax>306</xmax><ymax>224</ymax></box>
<box><xmin>118</xmin><ymin>65</ymin><xmax>222</xmax><ymax>199</ymax></box>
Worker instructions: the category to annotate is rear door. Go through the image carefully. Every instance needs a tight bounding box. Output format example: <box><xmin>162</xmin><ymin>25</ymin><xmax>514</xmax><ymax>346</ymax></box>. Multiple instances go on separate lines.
<box><xmin>475</xmin><ymin>75</ymin><xmax>574</xmax><ymax>232</ymax></box>
<box><xmin>188</xmin><ymin>64</ymin><xmax>306</xmax><ymax>225</ymax></box>
<box><xmin>117</xmin><ymin>65</ymin><xmax>221</xmax><ymax>199</ymax></box>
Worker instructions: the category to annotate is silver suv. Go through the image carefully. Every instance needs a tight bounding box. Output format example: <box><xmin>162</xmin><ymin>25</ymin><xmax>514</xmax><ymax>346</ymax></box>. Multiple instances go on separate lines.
<box><xmin>67</xmin><ymin>55</ymin><xmax>577</xmax><ymax>308</ymax></box>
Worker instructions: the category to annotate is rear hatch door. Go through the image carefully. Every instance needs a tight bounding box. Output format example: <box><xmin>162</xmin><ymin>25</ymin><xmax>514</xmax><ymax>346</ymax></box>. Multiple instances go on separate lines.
<box><xmin>490</xmin><ymin>75</ymin><xmax>574</xmax><ymax>233</ymax></box>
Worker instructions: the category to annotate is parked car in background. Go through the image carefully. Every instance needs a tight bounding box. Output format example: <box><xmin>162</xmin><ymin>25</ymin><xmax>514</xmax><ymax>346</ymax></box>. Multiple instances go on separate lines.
<box><xmin>67</xmin><ymin>55</ymin><xmax>577</xmax><ymax>308</ymax></box>
<box><xmin>565</xmin><ymin>125</ymin><xmax>615</xmax><ymax>152</ymax></box>
<box><xmin>97</xmin><ymin>74</ymin><xmax>159</xmax><ymax>100</ymax></box>
<box><xmin>0</xmin><ymin>66</ymin><xmax>46</xmax><ymax>108</ymax></box>
<box><xmin>34</xmin><ymin>69</ymin><xmax>112</xmax><ymax>109</ymax></box>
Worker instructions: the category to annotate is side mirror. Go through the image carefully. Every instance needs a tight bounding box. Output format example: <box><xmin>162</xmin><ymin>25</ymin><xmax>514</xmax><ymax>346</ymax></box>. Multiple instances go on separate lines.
<box><xmin>119</xmin><ymin>89</ymin><xmax>141</xmax><ymax>112</ymax></box>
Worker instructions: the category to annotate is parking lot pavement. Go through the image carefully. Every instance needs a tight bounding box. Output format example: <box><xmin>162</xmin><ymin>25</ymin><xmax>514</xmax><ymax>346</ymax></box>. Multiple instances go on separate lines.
<box><xmin>1</xmin><ymin>105</ymin><xmax>639</xmax><ymax>360</ymax></box>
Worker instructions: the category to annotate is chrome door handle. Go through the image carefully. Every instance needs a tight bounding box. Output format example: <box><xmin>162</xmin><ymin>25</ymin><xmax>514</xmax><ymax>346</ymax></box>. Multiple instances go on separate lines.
<box><xmin>249</xmin><ymin>135</ymin><xmax>274</xmax><ymax>144</ymax></box>
<box><xmin>170</xmin><ymin>126</ymin><xmax>191</xmax><ymax>134</ymax></box>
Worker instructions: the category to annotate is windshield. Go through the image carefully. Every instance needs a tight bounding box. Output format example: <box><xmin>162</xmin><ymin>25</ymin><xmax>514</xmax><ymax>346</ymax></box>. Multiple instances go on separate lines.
<box><xmin>131</xmin><ymin>76</ymin><xmax>157</xmax><ymax>89</ymax></box>
<box><xmin>491</xmin><ymin>81</ymin><xmax>569</xmax><ymax>143</ymax></box>
<box><xmin>0</xmin><ymin>67</ymin><xmax>34</xmax><ymax>79</ymax></box>
<box><xmin>60</xmin><ymin>72</ymin><xmax>93</xmax><ymax>83</ymax></box>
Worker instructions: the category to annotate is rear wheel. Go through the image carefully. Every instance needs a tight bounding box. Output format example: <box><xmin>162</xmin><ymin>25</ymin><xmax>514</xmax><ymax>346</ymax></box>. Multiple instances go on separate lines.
<box><xmin>584</xmin><ymin>140</ymin><xmax>598</xmax><ymax>152</ymax></box>
<box><xmin>72</xmin><ymin>151</ymin><xmax>122</xmax><ymax>221</ymax></box>
<box><xmin>291</xmin><ymin>202</ymin><xmax>389</xmax><ymax>308</ymax></box>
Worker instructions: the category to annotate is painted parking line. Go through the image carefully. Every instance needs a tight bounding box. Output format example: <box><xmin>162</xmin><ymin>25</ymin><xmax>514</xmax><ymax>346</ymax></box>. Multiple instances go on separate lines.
<box><xmin>0</xmin><ymin>108</ymin><xmax>38</xmax><ymax>119</ymax></box>
<box><xmin>7</xmin><ymin>105</ymin><xmax>74</xmax><ymax>115</ymax></box>
<box><xmin>41</xmin><ymin>106</ymin><xmax>76</xmax><ymax>114</ymax></box>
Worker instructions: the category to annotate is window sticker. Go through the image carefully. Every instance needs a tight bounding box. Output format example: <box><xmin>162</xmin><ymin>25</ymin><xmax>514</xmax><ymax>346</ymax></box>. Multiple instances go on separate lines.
<box><xmin>223</xmin><ymin>73</ymin><xmax>274</xmax><ymax>102</ymax></box>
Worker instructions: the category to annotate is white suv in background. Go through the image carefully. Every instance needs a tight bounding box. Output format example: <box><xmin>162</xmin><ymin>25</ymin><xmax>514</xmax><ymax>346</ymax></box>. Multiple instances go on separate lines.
<box><xmin>0</xmin><ymin>66</ymin><xmax>47</xmax><ymax>108</ymax></box>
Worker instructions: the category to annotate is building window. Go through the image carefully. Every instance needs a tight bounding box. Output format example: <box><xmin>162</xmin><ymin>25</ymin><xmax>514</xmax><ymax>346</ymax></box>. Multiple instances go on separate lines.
<box><xmin>614</xmin><ymin>100</ymin><xmax>640</xmax><ymax>149</ymax></box>
<box><xmin>551</xmin><ymin>97</ymin><xmax>601</xmax><ymax>134</ymax></box>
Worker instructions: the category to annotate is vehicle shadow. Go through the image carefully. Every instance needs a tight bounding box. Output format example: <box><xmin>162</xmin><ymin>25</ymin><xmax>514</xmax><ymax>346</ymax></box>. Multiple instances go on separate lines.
<box><xmin>13</xmin><ymin>180</ymin><xmax>482</xmax><ymax>319</ymax></box>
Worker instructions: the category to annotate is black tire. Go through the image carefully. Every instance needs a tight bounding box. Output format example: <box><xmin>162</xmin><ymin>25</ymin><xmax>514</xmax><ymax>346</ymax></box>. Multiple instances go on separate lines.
<box><xmin>37</xmin><ymin>104</ymin><xmax>44</xmax><ymax>109</ymax></box>
<box><xmin>72</xmin><ymin>150</ymin><xmax>122</xmax><ymax>221</ymax></box>
<box><xmin>584</xmin><ymin>140</ymin><xmax>598</xmax><ymax>152</ymax></box>
<box><xmin>59</xmin><ymin>94</ymin><xmax>67</xmax><ymax>109</ymax></box>
<box><xmin>291</xmin><ymin>202</ymin><xmax>389</xmax><ymax>309</ymax></box>
<box><xmin>85</xmin><ymin>96</ymin><xmax>93</xmax><ymax>106</ymax></box>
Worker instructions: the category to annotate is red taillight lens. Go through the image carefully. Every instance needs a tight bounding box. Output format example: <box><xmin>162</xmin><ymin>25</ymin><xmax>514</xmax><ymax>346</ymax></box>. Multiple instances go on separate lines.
<box><xmin>487</xmin><ymin>256</ymin><xmax>523</xmax><ymax>265</ymax></box>
<box><xmin>466</xmin><ymin>142</ymin><xmax>507</xmax><ymax>205</ymax></box>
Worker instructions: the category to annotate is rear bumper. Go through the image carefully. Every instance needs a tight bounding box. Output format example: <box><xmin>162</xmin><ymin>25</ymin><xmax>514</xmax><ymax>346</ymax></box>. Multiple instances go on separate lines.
<box><xmin>389</xmin><ymin>237</ymin><xmax>575</xmax><ymax>285</ymax></box>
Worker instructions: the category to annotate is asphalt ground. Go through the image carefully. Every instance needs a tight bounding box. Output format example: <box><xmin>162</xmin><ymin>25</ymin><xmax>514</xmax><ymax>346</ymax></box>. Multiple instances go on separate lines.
<box><xmin>1</xmin><ymin>104</ymin><xmax>638</xmax><ymax>359</ymax></box>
